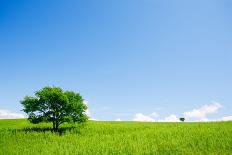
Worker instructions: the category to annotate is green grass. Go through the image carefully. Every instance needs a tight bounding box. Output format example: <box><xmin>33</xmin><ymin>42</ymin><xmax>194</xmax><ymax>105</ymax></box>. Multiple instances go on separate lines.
<box><xmin>0</xmin><ymin>119</ymin><xmax>232</xmax><ymax>155</ymax></box>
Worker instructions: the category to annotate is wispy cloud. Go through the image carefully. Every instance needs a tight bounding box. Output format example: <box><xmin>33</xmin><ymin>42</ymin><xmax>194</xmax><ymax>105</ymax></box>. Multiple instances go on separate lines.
<box><xmin>221</xmin><ymin>116</ymin><xmax>232</xmax><ymax>121</ymax></box>
<box><xmin>184</xmin><ymin>102</ymin><xmax>222</xmax><ymax>121</ymax></box>
<box><xmin>0</xmin><ymin>109</ymin><xmax>25</xmax><ymax>119</ymax></box>
<box><xmin>133</xmin><ymin>113</ymin><xmax>155</xmax><ymax>122</ymax></box>
<box><xmin>133</xmin><ymin>113</ymin><xmax>180</xmax><ymax>122</ymax></box>
<box><xmin>158</xmin><ymin>114</ymin><xmax>180</xmax><ymax>122</ymax></box>
<box><xmin>132</xmin><ymin>102</ymin><xmax>224</xmax><ymax>122</ymax></box>
<box><xmin>151</xmin><ymin>112</ymin><xmax>159</xmax><ymax>118</ymax></box>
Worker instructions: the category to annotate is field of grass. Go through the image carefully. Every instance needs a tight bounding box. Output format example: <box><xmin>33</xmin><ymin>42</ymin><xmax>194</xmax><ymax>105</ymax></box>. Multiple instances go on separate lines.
<box><xmin>0</xmin><ymin>119</ymin><xmax>232</xmax><ymax>155</ymax></box>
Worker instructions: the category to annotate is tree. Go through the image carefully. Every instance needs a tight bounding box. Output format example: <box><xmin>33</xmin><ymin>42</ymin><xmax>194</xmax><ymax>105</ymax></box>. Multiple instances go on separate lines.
<box><xmin>179</xmin><ymin>117</ymin><xmax>185</xmax><ymax>122</ymax></box>
<box><xmin>21</xmin><ymin>86</ymin><xmax>88</xmax><ymax>131</ymax></box>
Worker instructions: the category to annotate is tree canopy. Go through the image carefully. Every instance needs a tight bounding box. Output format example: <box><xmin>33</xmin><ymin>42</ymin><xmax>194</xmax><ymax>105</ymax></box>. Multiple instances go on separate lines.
<box><xmin>179</xmin><ymin>118</ymin><xmax>185</xmax><ymax>122</ymax></box>
<box><xmin>21</xmin><ymin>86</ymin><xmax>88</xmax><ymax>131</ymax></box>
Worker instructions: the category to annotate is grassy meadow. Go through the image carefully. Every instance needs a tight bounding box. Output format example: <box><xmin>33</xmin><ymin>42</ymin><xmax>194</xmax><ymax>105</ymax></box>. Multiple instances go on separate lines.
<box><xmin>0</xmin><ymin>119</ymin><xmax>232</xmax><ymax>155</ymax></box>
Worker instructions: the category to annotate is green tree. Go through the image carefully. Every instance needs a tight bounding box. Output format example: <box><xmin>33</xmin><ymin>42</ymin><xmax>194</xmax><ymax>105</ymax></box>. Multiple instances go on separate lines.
<box><xmin>179</xmin><ymin>117</ymin><xmax>185</xmax><ymax>122</ymax></box>
<box><xmin>21</xmin><ymin>86</ymin><xmax>88</xmax><ymax>131</ymax></box>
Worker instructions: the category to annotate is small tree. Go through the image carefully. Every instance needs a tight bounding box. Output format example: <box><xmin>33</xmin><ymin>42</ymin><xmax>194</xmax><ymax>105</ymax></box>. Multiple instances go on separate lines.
<box><xmin>179</xmin><ymin>117</ymin><xmax>185</xmax><ymax>122</ymax></box>
<box><xmin>21</xmin><ymin>86</ymin><xmax>88</xmax><ymax>131</ymax></box>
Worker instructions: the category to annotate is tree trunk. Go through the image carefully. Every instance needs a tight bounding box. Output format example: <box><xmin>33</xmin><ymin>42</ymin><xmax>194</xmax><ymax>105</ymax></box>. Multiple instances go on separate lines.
<box><xmin>53</xmin><ymin>121</ymin><xmax>59</xmax><ymax>132</ymax></box>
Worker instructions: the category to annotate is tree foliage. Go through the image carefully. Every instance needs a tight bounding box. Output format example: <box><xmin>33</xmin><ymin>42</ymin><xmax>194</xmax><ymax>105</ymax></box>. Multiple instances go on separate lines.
<box><xmin>179</xmin><ymin>117</ymin><xmax>185</xmax><ymax>122</ymax></box>
<box><xmin>21</xmin><ymin>86</ymin><xmax>88</xmax><ymax>131</ymax></box>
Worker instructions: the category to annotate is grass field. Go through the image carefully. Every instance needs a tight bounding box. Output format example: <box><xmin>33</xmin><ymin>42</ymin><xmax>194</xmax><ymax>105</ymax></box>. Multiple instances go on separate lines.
<box><xmin>0</xmin><ymin>119</ymin><xmax>232</xmax><ymax>155</ymax></box>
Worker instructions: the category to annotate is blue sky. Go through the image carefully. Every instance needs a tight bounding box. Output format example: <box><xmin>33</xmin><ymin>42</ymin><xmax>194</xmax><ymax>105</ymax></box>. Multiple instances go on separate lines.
<box><xmin>0</xmin><ymin>0</ymin><xmax>232</xmax><ymax>121</ymax></box>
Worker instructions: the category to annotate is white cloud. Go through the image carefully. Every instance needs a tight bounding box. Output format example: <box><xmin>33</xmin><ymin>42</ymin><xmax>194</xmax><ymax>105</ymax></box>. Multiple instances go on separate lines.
<box><xmin>133</xmin><ymin>113</ymin><xmax>179</xmax><ymax>122</ymax></box>
<box><xmin>133</xmin><ymin>113</ymin><xmax>155</xmax><ymax>122</ymax></box>
<box><xmin>221</xmin><ymin>116</ymin><xmax>232</xmax><ymax>121</ymax></box>
<box><xmin>184</xmin><ymin>102</ymin><xmax>222</xmax><ymax>121</ymax></box>
<box><xmin>158</xmin><ymin>114</ymin><xmax>180</xmax><ymax>122</ymax></box>
<box><xmin>151</xmin><ymin>112</ymin><xmax>159</xmax><ymax>118</ymax></box>
<box><xmin>132</xmin><ymin>102</ymin><xmax>223</xmax><ymax>122</ymax></box>
<box><xmin>115</xmin><ymin>118</ymin><xmax>121</xmax><ymax>121</ymax></box>
<box><xmin>0</xmin><ymin>109</ymin><xmax>25</xmax><ymax>119</ymax></box>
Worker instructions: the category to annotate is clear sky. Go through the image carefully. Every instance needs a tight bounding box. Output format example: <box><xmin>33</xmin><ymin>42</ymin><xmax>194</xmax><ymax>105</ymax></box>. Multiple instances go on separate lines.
<box><xmin>0</xmin><ymin>0</ymin><xmax>232</xmax><ymax>121</ymax></box>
